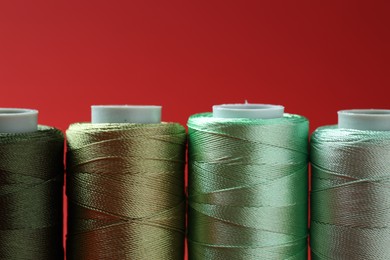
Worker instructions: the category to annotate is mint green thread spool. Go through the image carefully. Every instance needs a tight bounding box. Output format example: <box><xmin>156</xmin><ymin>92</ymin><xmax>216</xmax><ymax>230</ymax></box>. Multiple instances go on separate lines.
<box><xmin>188</xmin><ymin>103</ymin><xmax>309</xmax><ymax>260</ymax></box>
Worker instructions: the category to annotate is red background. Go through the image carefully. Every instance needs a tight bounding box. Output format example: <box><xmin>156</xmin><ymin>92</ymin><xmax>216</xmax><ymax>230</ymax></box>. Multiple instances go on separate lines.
<box><xmin>0</xmin><ymin>1</ymin><xmax>389</xmax><ymax>259</ymax></box>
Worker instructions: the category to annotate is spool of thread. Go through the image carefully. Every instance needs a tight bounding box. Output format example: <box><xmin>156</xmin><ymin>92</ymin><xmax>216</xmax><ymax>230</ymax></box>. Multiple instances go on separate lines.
<box><xmin>187</xmin><ymin>103</ymin><xmax>309</xmax><ymax>259</ymax></box>
<box><xmin>66</xmin><ymin>105</ymin><xmax>186</xmax><ymax>260</ymax></box>
<box><xmin>311</xmin><ymin>109</ymin><xmax>390</xmax><ymax>259</ymax></box>
<box><xmin>0</xmin><ymin>108</ymin><xmax>64</xmax><ymax>259</ymax></box>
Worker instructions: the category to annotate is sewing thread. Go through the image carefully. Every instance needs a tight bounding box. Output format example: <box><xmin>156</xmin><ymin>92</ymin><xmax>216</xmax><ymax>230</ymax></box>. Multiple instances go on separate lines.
<box><xmin>187</xmin><ymin>113</ymin><xmax>309</xmax><ymax>259</ymax></box>
<box><xmin>311</xmin><ymin>126</ymin><xmax>390</xmax><ymax>259</ymax></box>
<box><xmin>0</xmin><ymin>126</ymin><xmax>64</xmax><ymax>259</ymax></box>
<box><xmin>66</xmin><ymin>122</ymin><xmax>186</xmax><ymax>260</ymax></box>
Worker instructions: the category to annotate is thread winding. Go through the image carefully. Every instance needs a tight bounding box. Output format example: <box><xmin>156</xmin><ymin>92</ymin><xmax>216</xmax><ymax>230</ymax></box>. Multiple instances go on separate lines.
<box><xmin>187</xmin><ymin>113</ymin><xmax>309</xmax><ymax>260</ymax></box>
<box><xmin>311</xmin><ymin>126</ymin><xmax>390</xmax><ymax>259</ymax></box>
<box><xmin>66</xmin><ymin>123</ymin><xmax>186</xmax><ymax>260</ymax></box>
<box><xmin>0</xmin><ymin>126</ymin><xmax>64</xmax><ymax>259</ymax></box>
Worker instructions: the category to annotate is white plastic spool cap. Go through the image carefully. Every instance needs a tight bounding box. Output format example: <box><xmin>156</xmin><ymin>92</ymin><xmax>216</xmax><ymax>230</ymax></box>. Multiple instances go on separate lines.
<box><xmin>91</xmin><ymin>105</ymin><xmax>162</xmax><ymax>124</ymax></box>
<box><xmin>0</xmin><ymin>108</ymin><xmax>38</xmax><ymax>133</ymax></box>
<box><xmin>213</xmin><ymin>103</ymin><xmax>284</xmax><ymax>119</ymax></box>
<box><xmin>338</xmin><ymin>109</ymin><xmax>390</xmax><ymax>131</ymax></box>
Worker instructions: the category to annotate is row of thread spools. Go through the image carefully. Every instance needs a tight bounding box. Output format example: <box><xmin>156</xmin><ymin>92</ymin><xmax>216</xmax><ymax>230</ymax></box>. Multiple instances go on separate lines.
<box><xmin>0</xmin><ymin>104</ymin><xmax>389</xmax><ymax>260</ymax></box>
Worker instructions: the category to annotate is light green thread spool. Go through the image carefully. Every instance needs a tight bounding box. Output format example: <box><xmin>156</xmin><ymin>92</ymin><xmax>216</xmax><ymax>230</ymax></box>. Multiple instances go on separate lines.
<box><xmin>311</xmin><ymin>109</ymin><xmax>390</xmax><ymax>259</ymax></box>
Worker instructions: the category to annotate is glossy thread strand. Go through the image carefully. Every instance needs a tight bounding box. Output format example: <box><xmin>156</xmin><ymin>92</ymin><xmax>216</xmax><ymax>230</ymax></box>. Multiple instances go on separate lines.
<box><xmin>187</xmin><ymin>113</ymin><xmax>309</xmax><ymax>260</ymax></box>
<box><xmin>311</xmin><ymin>126</ymin><xmax>390</xmax><ymax>260</ymax></box>
<box><xmin>0</xmin><ymin>126</ymin><xmax>64</xmax><ymax>260</ymax></box>
<box><xmin>66</xmin><ymin>123</ymin><xmax>186</xmax><ymax>260</ymax></box>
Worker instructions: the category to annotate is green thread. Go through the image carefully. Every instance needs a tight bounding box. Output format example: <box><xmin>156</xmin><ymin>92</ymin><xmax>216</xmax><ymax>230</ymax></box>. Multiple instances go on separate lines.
<box><xmin>187</xmin><ymin>113</ymin><xmax>309</xmax><ymax>260</ymax></box>
<box><xmin>0</xmin><ymin>126</ymin><xmax>64</xmax><ymax>259</ymax></box>
<box><xmin>66</xmin><ymin>122</ymin><xmax>186</xmax><ymax>260</ymax></box>
<box><xmin>311</xmin><ymin>126</ymin><xmax>390</xmax><ymax>259</ymax></box>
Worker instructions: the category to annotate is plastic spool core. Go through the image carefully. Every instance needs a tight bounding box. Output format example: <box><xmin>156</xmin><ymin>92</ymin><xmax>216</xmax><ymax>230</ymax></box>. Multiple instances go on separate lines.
<box><xmin>338</xmin><ymin>109</ymin><xmax>390</xmax><ymax>131</ymax></box>
<box><xmin>0</xmin><ymin>108</ymin><xmax>38</xmax><ymax>133</ymax></box>
<box><xmin>213</xmin><ymin>103</ymin><xmax>284</xmax><ymax>119</ymax></box>
<box><xmin>91</xmin><ymin>105</ymin><xmax>162</xmax><ymax>124</ymax></box>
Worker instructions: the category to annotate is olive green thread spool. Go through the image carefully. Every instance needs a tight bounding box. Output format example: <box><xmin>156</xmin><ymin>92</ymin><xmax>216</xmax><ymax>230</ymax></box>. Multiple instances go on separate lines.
<box><xmin>66</xmin><ymin>105</ymin><xmax>186</xmax><ymax>260</ymax></box>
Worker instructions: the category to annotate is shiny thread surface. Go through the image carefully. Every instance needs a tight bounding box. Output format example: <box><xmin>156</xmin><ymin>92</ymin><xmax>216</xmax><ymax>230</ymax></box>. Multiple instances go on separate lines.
<box><xmin>311</xmin><ymin>126</ymin><xmax>390</xmax><ymax>260</ymax></box>
<box><xmin>0</xmin><ymin>126</ymin><xmax>64</xmax><ymax>259</ymax></box>
<box><xmin>66</xmin><ymin>122</ymin><xmax>186</xmax><ymax>260</ymax></box>
<box><xmin>187</xmin><ymin>113</ymin><xmax>309</xmax><ymax>260</ymax></box>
